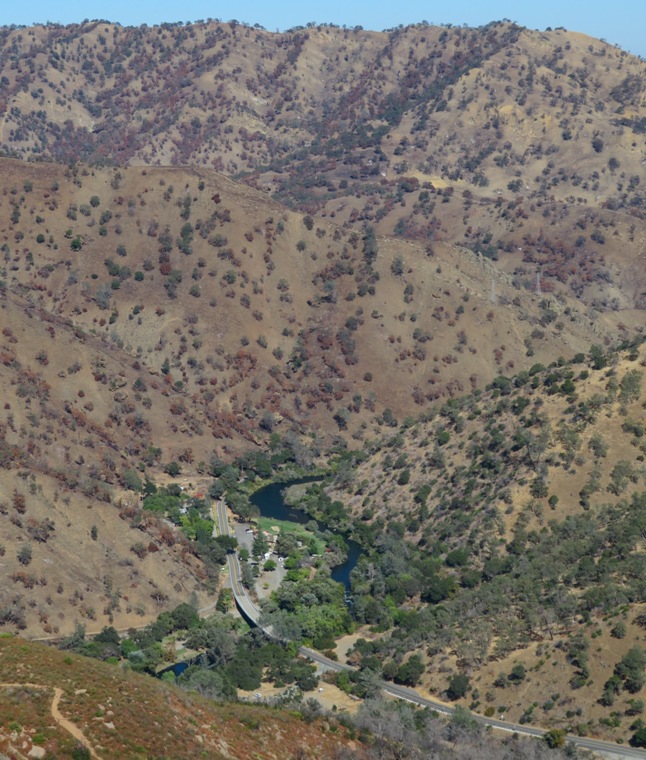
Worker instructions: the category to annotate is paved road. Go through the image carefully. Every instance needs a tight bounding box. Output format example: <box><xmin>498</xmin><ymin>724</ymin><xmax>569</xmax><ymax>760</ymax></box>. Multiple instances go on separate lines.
<box><xmin>215</xmin><ymin>500</ymin><xmax>644</xmax><ymax>759</ymax></box>
<box><xmin>214</xmin><ymin>499</ymin><xmax>263</xmax><ymax>625</ymax></box>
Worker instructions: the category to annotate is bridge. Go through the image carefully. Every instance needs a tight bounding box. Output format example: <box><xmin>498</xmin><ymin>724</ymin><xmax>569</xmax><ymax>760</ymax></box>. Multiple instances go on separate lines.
<box><xmin>214</xmin><ymin>499</ymin><xmax>643</xmax><ymax>759</ymax></box>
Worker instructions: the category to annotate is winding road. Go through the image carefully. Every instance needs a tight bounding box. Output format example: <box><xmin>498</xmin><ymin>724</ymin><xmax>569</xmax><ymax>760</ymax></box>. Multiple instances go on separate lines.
<box><xmin>214</xmin><ymin>499</ymin><xmax>645</xmax><ymax>759</ymax></box>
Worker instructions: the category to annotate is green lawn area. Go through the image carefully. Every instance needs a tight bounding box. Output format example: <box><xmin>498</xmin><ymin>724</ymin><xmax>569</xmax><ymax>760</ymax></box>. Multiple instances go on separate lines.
<box><xmin>255</xmin><ymin>517</ymin><xmax>326</xmax><ymax>554</ymax></box>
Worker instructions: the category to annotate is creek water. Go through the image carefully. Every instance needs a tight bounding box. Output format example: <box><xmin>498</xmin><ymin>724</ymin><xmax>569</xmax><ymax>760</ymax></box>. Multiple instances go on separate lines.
<box><xmin>249</xmin><ymin>479</ymin><xmax>362</xmax><ymax>593</ymax></box>
<box><xmin>158</xmin><ymin>660</ymin><xmax>190</xmax><ymax>678</ymax></box>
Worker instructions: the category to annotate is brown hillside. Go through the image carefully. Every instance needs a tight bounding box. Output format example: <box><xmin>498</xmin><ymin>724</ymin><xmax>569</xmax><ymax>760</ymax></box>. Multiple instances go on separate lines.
<box><xmin>0</xmin><ymin>22</ymin><xmax>643</xmax><ymax>307</ymax></box>
<box><xmin>0</xmin><ymin>17</ymin><xmax>644</xmax><ymax>677</ymax></box>
<box><xmin>0</xmin><ymin>158</ymin><xmax>639</xmax><ymax>451</ymax></box>
<box><xmin>0</xmin><ymin>635</ymin><xmax>358</xmax><ymax>759</ymax></box>
<box><xmin>0</xmin><ymin>152</ymin><xmax>641</xmax><ymax>637</ymax></box>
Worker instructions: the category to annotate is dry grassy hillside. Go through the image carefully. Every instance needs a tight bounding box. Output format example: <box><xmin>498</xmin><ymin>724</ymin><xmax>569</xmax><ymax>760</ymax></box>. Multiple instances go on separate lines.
<box><xmin>0</xmin><ymin>156</ymin><xmax>627</xmax><ymax>642</ymax></box>
<box><xmin>0</xmin><ymin>635</ymin><xmax>586</xmax><ymax>760</ymax></box>
<box><xmin>0</xmin><ymin>21</ymin><xmax>644</xmax><ymax>722</ymax></box>
<box><xmin>0</xmin><ymin>465</ymin><xmax>212</xmax><ymax>637</ymax></box>
<box><xmin>0</xmin><ymin>158</ymin><xmax>638</xmax><ymax>449</ymax></box>
<box><xmin>0</xmin><ymin>23</ymin><xmax>643</xmax><ymax>302</ymax></box>
<box><xmin>0</xmin><ymin>153</ymin><xmax>641</xmax><ymax>636</ymax></box>
<box><xmin>321</xmin><ymin>341</ymin><xmax>646</xmax><ymax>739</ymax></box>
<box><xmin>0</xmin><ymin>22</ymin><xmax>527</xmax><ymax>169</ymax></box>
<box><xmin>0</xmin><ymin>22</ymin><xmax>642</xmax><ymax>197</ymax></box>
<box><xmin>330</xmin><ymin>343</ymin><xmax>646</xmax><ymax>535</ymax></box>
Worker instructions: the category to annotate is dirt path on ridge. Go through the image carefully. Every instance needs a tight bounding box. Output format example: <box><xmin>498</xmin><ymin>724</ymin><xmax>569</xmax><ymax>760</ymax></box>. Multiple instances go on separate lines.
<box><xmin>0</xmin><ymin>683</ymin><xmax>101</xmax><ymax>759</ymax></box>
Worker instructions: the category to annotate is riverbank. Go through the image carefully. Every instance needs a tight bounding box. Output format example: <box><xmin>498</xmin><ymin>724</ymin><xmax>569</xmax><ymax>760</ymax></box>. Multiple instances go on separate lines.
<box><xmin>248</xmin><ymin>479</ymin><xmax>363</xmax><ymax>594</ymax></box>
<box><xmin>240</xmin><ymin>468</ymin><xmax>330</xmax><ymax>497</ymax></box>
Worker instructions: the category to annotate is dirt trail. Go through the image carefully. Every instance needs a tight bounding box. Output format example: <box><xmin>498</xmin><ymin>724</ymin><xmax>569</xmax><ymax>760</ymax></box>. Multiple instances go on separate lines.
<box><xmin>1</xmin><ymin>683</ymin><xmax>101</xmax><ymax>759</ymax></box>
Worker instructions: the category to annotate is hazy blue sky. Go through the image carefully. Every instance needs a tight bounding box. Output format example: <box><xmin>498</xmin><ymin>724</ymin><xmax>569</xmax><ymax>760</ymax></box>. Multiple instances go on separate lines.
<box><xmin>4</xmin><ymin>1</ymin><xmax>644</xmax><ymax>57</ymax></box>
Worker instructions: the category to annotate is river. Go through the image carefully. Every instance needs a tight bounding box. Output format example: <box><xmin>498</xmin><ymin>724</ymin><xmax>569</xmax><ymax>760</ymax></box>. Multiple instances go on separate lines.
<box><xmin>249</xmin><ymin>479</ymin><xmax>362</xmax><ymax>593</ymax></box>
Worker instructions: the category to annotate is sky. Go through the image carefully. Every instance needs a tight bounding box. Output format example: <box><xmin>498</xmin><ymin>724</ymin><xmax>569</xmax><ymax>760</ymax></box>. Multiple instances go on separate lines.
<box><xmin>3</xmin><ymin>1</ymin><xmax>644</xmax><ymax>58</ymax></box>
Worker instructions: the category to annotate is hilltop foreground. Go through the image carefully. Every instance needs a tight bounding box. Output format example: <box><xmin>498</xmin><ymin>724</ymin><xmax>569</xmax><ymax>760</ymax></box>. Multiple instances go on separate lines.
<box><xmin>0</xmin><ymin>635</ymin><xmax>359</xmax><ymax>759</ymax></box>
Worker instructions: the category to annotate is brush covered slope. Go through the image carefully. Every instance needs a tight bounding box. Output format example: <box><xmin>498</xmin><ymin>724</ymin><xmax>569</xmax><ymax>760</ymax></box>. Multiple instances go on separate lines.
<box><xmin>0</xmin><ymin>635</ymin><xmax>359</xmax><ymax>759</ymax></box>
<box><xmin>0</xmin><ymin>152</ymin><xmax>639</xmax><ymax>637</ymax></box>
<box><xmin>0</xmin><ymin>634</ymin><xmax>589</xmax><ymax>760</ymax></box>
<box><xmin>317</xmin><ymin>341</ymin><xmax>646</xmax><ymax>741</ymax></box>
<box><xmin>0</xmin><ymin>22</ymin><xmax>643</xmax><ymax>205</ymax></box>
<box><xmin>0</xmin><ymin>157</ymin><xmax>638</xmax><ymax>449</ymax></box>
<box><xmin>0</xmin><ymin>21</ymin><xmax>644</xmax><ymax>311</ymax></box>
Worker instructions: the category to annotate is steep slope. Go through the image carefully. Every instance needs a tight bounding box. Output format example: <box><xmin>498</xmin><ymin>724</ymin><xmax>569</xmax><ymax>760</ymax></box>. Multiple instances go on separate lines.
<box><xmin>0</xmin><ymin>22</ymin><xmax>526</xmax><ymax>169</ymax></box>
<box><xmin>330</xmin><ymin>342</ymin><xmax>646</xmax><ymax>542</ymax></box>
<box><xmin>0</xmin><ymin>154</ymin><xmax>641</xmax><ymax>637</ymax></box>
<box><xmin>0</xmin><ymin>20</ymin><xmax>644</xmax><ymax>708</ymax></box>
<box><xmin>0</xmin><ymin>19</ymin><xmax>643</xmax><ymax>360</ymax></box>
<box><xmin>0</xmin><ymin>634</ymin><xmax>587</xmax><ymax>760</ymax></box>
<box><xmin>0</xmin><ymin>635</ymin><xmax>358</xmax><ymax>759</ymax></box>
<box><xmin>0</xmin><ymin>22</ymin><xmax>646</xmax><ymax>376</ymax></box>
<box><xmin>0</xmin><ymin>158</ymin><xmax>637</xmax><ymax>448</ymax></box>
<box><xmin>318</xmin><ymin>340</ymin><xmax>646</xmax><ymax>740</ymax></box>
<box><xmin>1</xmin><ymin>22</ymin><xmax>642</xmax><ymax>205</ymax></box>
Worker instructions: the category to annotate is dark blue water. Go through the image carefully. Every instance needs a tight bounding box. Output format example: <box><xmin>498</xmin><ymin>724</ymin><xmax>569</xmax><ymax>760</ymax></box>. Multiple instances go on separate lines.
<box><xmin>158</xmin><ymin>660</ymin><xmax>189</xmax><ymax>678</ymax></box>
<box><xmin>249</xmin><ymin>479</ymin><xmax>320</xmax><ymax>525</ymax></box>
<box><xmin>250</xmin><ymin>479</ymin><xmax>361</xmax><ymax>592</ymax></box>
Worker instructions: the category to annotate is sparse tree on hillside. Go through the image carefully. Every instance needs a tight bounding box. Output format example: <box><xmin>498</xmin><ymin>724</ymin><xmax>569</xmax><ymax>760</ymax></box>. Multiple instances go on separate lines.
<box><xmin>17</xmin><ymin>544</ymin><xmax>32</xmax><ymax>566</ymax></box>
